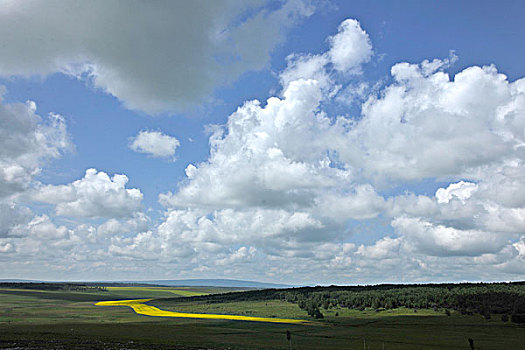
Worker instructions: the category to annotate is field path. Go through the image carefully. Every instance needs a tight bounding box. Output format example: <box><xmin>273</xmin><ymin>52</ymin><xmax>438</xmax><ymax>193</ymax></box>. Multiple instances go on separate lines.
<box><xmin>95</xmin><ymin>299</ymin><xmax>310</xmax><ymax>324</ymax></box>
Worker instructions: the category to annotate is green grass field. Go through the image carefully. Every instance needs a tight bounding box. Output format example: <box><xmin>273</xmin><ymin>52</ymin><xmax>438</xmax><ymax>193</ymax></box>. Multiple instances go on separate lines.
<box><xmin>0</xmin><ymin>286</ymin><xmax>524</xmax><ymax>349</ymax></box>
<box><xmin>105</xmin><ymin>286</ymin><xmax>208</xmax><ymax>298</ymax></box>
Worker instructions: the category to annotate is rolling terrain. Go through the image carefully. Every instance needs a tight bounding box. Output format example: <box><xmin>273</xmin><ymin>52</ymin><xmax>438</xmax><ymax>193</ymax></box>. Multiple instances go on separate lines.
<box><xmin>0</xmin><ymin>282</ymin><xmax>524</xmax><ymax>349</ymax></box>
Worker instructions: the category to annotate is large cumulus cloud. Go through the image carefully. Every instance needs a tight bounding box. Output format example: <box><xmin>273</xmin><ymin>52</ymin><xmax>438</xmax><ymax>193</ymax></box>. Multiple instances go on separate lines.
<box><xmin>341</xmin><ymin>62</ymin><xmax>524</xmax><ymax>182</ymax></box>
<box><xmin>2</xmin><ymin>16</ymin><xmax>524</xmax><ymax>284</ymax></box>
<box><xmin>0</xmin><ymin>0</ymin><xmax>314</xmax><ymax>114</ymax></box>
<box><xmin>138</xmin><ymin>18</ymin><xmax>525</xmax><ymax>282</ymax></box>
<box><xmin>33</xmin><ymin>168</ymin><xmax>143</xmax><ymax>218</ymax></box>
<box><xmin>0</xmin><ymin>93</ymin><xmax>71</xmax><ymax>240</ymax></box>
<box><xmin>0</xmin><ymin>97</ymin><xmax>70</xmax><ymax>198</ymax></box>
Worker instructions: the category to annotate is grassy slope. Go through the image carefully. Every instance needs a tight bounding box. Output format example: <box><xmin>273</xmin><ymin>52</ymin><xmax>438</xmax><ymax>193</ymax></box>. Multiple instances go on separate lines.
<box><xmin>0</xmin><ymin>287</ymin><xmax>524</xmax><ymax>349</ymax></box>
<box><xmin>105</xmin><ymin>286</ymin><xmax>208</xmax><ymax>298</ymax></box>
<box><xmin>149</xmin><ymin>298</ymin><xmax>525</xmax><ymax>349</ymax></box>
<box><xmin>150</xmin><ymin>299</ymin><xmax>310</xmax><ymax>319</ymax></box>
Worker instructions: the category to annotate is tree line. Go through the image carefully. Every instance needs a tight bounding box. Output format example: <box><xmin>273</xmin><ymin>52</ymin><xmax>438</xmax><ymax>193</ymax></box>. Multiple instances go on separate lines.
<box><xmin>162</xmin><ymin>282</ymin><xmax>525</xmax><ymax>322</ymax></box>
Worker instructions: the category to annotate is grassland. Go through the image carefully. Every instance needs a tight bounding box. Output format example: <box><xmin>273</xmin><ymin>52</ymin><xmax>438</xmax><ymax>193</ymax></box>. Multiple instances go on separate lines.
<box><xmin>96</xmin><ymin>298</ymin><xmax>309</xmax><ymax>324</ymax></box>
<box><xmin>105</xmin><ymin>286</ymin><xmax>207</xmax><ymax>298</ymax></box>
<box><xmin>0</xmin><ymin>284</ymin><xmax>524</xmax><ymax>349</ymax></box>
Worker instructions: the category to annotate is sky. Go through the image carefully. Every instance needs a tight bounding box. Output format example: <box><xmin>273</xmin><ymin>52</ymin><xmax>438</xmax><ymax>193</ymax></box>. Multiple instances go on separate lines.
<box><xmin>0</xmin><ymin>0</ymin><xmax>524</xmax><ymax>284</ymax></box>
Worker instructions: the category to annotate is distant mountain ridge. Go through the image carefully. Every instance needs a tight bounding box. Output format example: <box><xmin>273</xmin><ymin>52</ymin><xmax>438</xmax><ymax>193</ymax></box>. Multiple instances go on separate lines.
<box><xmin>0</xmin><ymin>278</ymin><xmax>293</xmax><ymax>289</ymax></box>
<box><xmin>140</xmin><ymin>279</ymin><xmax>293</xmax><ymax>288</ymax></box>
<box><xmin>0</xmin><ymin>279</ymin><xmax>43</xmax><ymax>283</ymax></box>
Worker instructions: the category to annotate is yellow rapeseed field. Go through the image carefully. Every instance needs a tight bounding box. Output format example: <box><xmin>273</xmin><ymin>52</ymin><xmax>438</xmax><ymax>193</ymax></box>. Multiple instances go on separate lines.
<box><xmin>95</xmin><ymin>299</ymin><xmax>310</xmax><ymax>324</ymax></box>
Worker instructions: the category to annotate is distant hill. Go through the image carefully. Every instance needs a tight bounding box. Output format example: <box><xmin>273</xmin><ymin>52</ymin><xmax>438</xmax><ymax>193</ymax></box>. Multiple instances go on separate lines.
<box><xmin>140</xmin><ymin>279</ymin><xmax>293</xmax><ymax>289</ymax></box>
<box><xmin>0</xmin><ymin>278</ymin><xmax>292</xmax><ymax>289</ymax></box>
<box><xmin>0</xmin><ymin>279</ymin><xmax>42</xmax><ymax>283</ymax></box>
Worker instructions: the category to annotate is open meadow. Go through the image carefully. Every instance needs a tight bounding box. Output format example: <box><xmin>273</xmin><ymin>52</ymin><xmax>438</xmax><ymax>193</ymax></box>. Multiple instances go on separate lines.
<box><xmin>0</xmin><ymin>283</ymin><xmax>524</xmax><ymax>349</ymax></box>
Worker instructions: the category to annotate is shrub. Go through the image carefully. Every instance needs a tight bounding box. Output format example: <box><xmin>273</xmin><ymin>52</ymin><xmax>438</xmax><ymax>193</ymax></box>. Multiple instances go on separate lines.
<box><xmin>511</xmin><ymin>313</ymin><xmax>525</xmax><ymax>324</ymax></box>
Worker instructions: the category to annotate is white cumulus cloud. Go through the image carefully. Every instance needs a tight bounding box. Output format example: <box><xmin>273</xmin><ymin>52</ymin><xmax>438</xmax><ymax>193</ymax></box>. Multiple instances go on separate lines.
<box><xmin>0</xmin><ymin>202</ymin><xmax>32</xmax><ymax>238</ymax></box>
<box><xmin>280</xmin><ymin>18</ymin><xmax>372</xmax><ymax>89</ymax></box>
<box><xmin>129</xmin><ymin>130</ymin><xmax>180</xmax><ymax>159</ymax></box>
<box><xmin>0</xmin><ymin>97</ymin><xmax>71</xmax><ymax>198</ymax></box>
<box><xmin>391</xmin><ymin>217</ymin><xmax>507</xmax><ymax>257</ymax></box>
<box><xmin>34</xmin><ymin>169</ymin><xmax>143</xmax><ymax>218</ymax></box>
<box><xmin>339</xmin><ymin>64</ymin><xmax>522</xmax><ymax>182</ymax></box>
<box><xmin>435</xmin><ymin>181</ymin><xmax>478</xmax><ymax>204</ymax></box>
<box><xmin>159</xmin><ymin>78</ymin><xmax>348</xmax><ymax>210</ymax></box>
<box><xmin>328</xmin><ymin>18</ymin><xmax>373</xmax><ymax>74</ymax></box>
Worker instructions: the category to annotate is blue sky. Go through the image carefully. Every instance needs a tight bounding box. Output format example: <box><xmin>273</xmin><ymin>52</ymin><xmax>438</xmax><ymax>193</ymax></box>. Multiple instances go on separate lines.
<box><xmin>0</xmin><ymin>0</ymin><xmax>524</xmax><ymax>284</ymax></box>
